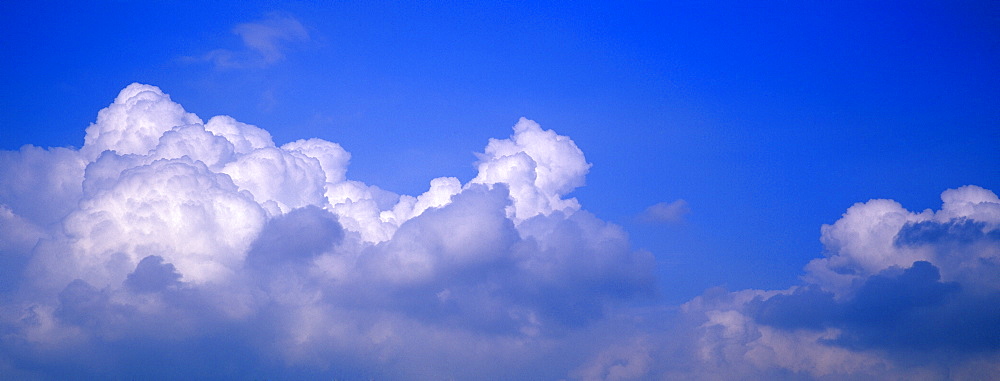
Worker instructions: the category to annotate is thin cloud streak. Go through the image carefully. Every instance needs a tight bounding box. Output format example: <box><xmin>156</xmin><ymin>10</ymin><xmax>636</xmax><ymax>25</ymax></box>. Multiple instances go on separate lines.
<box><xmin>184</xmin><ymin>13</ymin><xmax>310</xmax><ymax>69</ymax></box>
<box><xmin>638</xmin><ymin>199</ymin><xmax>690</xmax><ymax>224</ymax></box>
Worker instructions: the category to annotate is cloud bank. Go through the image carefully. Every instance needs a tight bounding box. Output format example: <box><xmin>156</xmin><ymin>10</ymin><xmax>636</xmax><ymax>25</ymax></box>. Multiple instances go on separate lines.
<box><xmin>1</xmin><ymin>84</ymin><xmax>997</xmax><ymax>379</ymax></box>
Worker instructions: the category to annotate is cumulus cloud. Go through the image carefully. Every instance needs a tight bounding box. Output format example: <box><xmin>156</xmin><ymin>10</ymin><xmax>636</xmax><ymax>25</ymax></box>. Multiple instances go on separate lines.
<box><xmin>0</xmin><ymin>83</ymin><xmax>656</xmax><ymax>379</ymax></box>
<box><xmin>606</xmin><ymin>186</ymin><xmax>1000</xmax><ymax>379</ymax></box>
<box><xmin>470</xmin><ymin>117</ymin><xmax>592</xmax><ymax>222</ymax></box>
<box><xmin>1</xmin><ymin>83</ymin><xmax>997</xmax><ymax>379</ymax></box>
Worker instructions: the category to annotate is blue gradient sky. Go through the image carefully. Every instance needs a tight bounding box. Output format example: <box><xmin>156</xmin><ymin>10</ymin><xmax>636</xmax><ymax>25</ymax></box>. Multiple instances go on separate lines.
<box><xmin>2</xmin><ymin>1</ymin><xmax>997</xmax><ymax>305</ymax></box>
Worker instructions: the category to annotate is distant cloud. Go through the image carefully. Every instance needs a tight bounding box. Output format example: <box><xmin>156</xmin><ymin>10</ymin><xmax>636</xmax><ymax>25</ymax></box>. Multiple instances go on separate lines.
<box><xmin>234</xmin><ymin>13</ymin><xmax>309</xmax><ymax>63</ymax></box>
<box><xmin>638</xmin><ymin>199</ymin><xmax>690</xmax><ymax>224</ymax></box>
<box><xmin>641</xmin><ymin>185</ymin><xmax>1000</xmax><ymax>379</ymax></box>
<box><xmin>187</xmin><ymin>13</ymin><xmax>310</xmax><ymax>69</ymax></box>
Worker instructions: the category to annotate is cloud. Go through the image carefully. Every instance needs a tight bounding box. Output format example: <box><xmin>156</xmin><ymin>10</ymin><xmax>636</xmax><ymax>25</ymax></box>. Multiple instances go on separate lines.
<box><xmin>188</xmin><ymin>13</ymin><xmax>310</xmax><ymax>69</ymax></box>
<box><xmin>752</xmin><ymin>260</ymin><xmax>1000</xmax><ymax>353</ymax></box>
<box><xmin>124</xmin><ymin>255</ymin><xmax>182</xmax><ymax>293</ymax></box>
<box><xmin>1</xmin><ymin>83</ymin><xmax>998</xmax><ymax>379</ymax></box>
<box><xmin>233</xmin><ymin>13</ymin><xmax>309</xmax><ymax>63</ymax></box>
<box><xmin>638</xmin><ymin>199</ymin><xmax>690</xmax><ymax>224</ymax></box>
<box><xmin>0</xmin><ymin>83</ymin><xmax>654</xmax><ymax>379</ymax></box>
<box><xmin>644</xmin><ymin>186</ymin><xmax>1000</xmax><ymax>379</ymax></box>
<box><xmin>470</xmin><ymin>117</ymin><xmax>592</xmax><ymax>222</ymax></box>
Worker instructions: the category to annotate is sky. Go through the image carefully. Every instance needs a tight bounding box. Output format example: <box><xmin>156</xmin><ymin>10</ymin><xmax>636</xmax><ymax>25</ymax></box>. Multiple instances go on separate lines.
<box><xmin>0</xmin><ymin>1</ymin><xmax>998</xmax><ymax>379</ymax></box>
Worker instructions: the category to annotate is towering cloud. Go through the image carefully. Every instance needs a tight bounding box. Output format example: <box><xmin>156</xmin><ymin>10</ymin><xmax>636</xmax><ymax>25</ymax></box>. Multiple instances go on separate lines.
<box><xmin>0</xmin><ymin>84</ymin><xmax>654</xmax><ymax>379</ymax></box>
<box><xmin>0</xmin><ymin>84</ymin><xmax>997</xmax><ymax>379</ymax></box>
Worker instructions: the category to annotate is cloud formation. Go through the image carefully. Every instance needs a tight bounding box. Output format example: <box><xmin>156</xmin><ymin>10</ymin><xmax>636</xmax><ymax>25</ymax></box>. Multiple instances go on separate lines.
<box><xmin>0</xmin><ymin>84</ymin><xmax>654</xmax><ymax>379</ymax></box>
<box><xmin>638</xmin><ymin>199</ymin><xmax>690</xmax><ymax>224</ymax></box>
<box><xmin>616</xmin><ymin>185</ymin><xmax>1000</xmax><ymax>379</ymax></box>
<box><xmin>190</xmin><ymin>13</ymin><xmax>310</xmax><ymax>69</ymax></box>
<box><xmin>1</xmin><ymin>84</ymin><xmax>997</xmax><ymax>379</ymax></box>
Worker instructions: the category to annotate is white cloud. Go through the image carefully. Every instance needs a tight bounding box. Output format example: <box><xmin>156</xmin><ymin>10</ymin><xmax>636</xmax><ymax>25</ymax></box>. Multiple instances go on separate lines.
<box><xmin>82</xmin><ymin>83</ymin><xmax>203</xmax><ymax>160</ymax></box>
<box><xmin>806</xmin><ymin>185</ymin><xmax>1000</xmax><ymax>297</ymax></box>
<box><xmin>63</xmin><ymin>157</ymin><xmax>267</xmax><ymax>286</ymax></box>
<box><xmin>0</xmin><ymin>145</ymin><xmax>86</xmax><ymax>226</ymax></box>
<box><xmin>622</xmin><ymin>185</ymin><xmax>1000</xmax><ymax>379</ymax></box>
<box><xmin>0</xmin><ymin>83</ymin><xmax>655</xmax><ymax>379</ymax></box>
<box><xmin>470</xmin><ymin>117</ymin><xmax>591</xmax><ymax>222</ymax></box>
<box><xmin>1</xmin><ymin>83</ymin><xmax>997</xmax><ymax>379</ymax></box>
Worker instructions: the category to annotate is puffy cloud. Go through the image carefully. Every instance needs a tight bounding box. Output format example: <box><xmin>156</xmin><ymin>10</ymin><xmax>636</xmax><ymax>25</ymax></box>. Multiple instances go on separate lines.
<box><xmin>59</xmin><ymin>157</ymin><xmax>267</xmax><ymax>287</ymax></box>
<box><xmin>805</xmin><ymin>185</ymin><xmax>1000</xmax><ymax>296</ymax></box>
<box><xmin>0</xmin><ymin>205</ymin><xmax>43</xmax><ymax>257</ymax></box>
<box><xmin>470</xmin><ymin>117</ymin><xmax>591</xmax><ymax>222</ymax></box>
<box><xmin>0</xmin><ymin>204</ymin><xmax>44</xmax><ymax>292</ymax></box>
<box><xmin>282</xmin><ymin>138</ymin><xmax>351</xmax><ymax>184</ymax></box>
<box><xmin>0</xmin><ymin>145</ymin><xmax>86</xmax><ymax>226</ymax></box>
<box><xmin>203</xmin><ymin>115</ymin><xmax>275</xmax><ymax>155</ymax></box>
<box><xmin>646</xmin><ymin>185</ymin><xmax>1000</xmax><ymax>379</ymax></box>
<box><xmin>221</xmin><ymin>146</ymin><xmax>327</xmax><ymax>214</ymax></box>
<box><xmin>81</xmin><ymin>83</ymin><xmax>203</xmax><ymax>160</ymax></box>
<box><xmin>3</xmin><ymin>83</ymin><xmax>997</xmax><ymax>379</ymax></box>
<box><xmin>0</xmin><ymin>83</ymin><xmax>656</xmax><ymax>379</ymax></box>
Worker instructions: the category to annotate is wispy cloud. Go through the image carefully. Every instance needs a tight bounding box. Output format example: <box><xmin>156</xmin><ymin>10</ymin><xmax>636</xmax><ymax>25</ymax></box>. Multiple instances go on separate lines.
<box><xmin>233</xmin><ymin>13</ymin><xmax>309</xmax><ymax>63</ymax></box>
<box><xmin>638</xmin><ymin>199</ymin><xmax>690</xmax><ymax>224</ymax></box>
<box><xmin>187</xmin><ymin>13</ymin><xmax>310</xmax><ymax>69</ymax></box>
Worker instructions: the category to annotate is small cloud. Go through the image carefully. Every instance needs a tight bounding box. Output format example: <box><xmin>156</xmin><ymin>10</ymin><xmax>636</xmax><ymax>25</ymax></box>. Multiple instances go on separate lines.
<box><xmin>184</xmin><ymin>13</ymin><xmax>310</xmax><ymax>69</ymax></box>
<box><xmin>638</xmin><ymin>199</ymin><xmax>690</xmax><ymax>224</ymax></box>
<box><xmin>233</xmin><ymin>13</ymin><xmax>309</xmax><ymax>64</ymax></box>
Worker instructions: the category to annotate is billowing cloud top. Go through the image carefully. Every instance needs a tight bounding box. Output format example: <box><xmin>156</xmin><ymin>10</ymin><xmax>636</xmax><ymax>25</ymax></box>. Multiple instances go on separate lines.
<box><xmin>0</xmin><ymin>84</ymin><xmax>654</xmax><ymax>379</ymax></box>
<box><xmin>667</xmin><ymin>185</ymin><xmax>1000</xmax><ymax>380</ymax></box>
<box><xmin>1</xmin><ymin>84</ymin><xmax>997</xmax><ymax>379</ymax></box>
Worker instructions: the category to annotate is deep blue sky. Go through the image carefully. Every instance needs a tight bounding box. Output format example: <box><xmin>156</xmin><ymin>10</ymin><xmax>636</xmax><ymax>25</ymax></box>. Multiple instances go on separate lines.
<box><xmin>2</xmin><ymin>1</ymin><xmax>997</xmax><ymax>302</ymax></box>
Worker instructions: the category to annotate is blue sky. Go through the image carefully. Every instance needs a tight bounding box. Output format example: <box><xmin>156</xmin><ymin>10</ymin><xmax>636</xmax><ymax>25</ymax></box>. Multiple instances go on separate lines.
<box><xmin>1</xmin><ymin>1</ymin><xmax>998</xmax><ymax>379</ymax></box>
